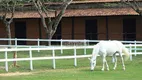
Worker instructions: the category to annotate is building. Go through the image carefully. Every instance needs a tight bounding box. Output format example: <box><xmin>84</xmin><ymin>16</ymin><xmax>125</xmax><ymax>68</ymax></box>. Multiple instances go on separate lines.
<box><xmin>0</xmin><ymin>0</ymin><xmax>142</xmax><ymax>45</ymax></box>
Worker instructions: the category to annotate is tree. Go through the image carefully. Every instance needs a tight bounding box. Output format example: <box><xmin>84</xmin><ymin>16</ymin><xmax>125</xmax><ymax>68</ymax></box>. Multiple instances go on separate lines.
<box><xmin>0</xmin><ymin>0</ymin><xmax>17</xmax><ymax>45</ymax></box>
<box><xmin>0</xmin><ymin>0</ymin><xmax>24</xmax><ymax>67</ymax></box>
<box><xmin>0</xmin><ymin>0</ymin><xmax>28</xmax><ymax>44</ymax></box>
<box><xmin>121</xmin><ymin>0</ymin><xmax>142</xmax><ymax>15</ymax></box>
<box><xmin>32</xmin><ymin>0</ymin><xmax>72</xmax><ymax>45</ymax></box>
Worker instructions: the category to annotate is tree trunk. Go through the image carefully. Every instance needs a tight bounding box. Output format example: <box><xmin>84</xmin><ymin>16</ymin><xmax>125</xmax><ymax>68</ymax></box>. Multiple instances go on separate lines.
<box><xmin>47</xmin><ymin>32</ymin><xmax>53</xmax><ymax>46</ymax></box>
<box><xmin>13</xmin><ymin>51</ymin><xmax>17</xmax><ymax>67</ymax></box>
<box><xmin>5</xmin><ymin>23</ymin><xmax>18</xmax><ymax>67</ymax></box>
<box><xmin>5</xmin><ymin>23</ymin><xmax>12</xmax><ymax>46</ymax></box>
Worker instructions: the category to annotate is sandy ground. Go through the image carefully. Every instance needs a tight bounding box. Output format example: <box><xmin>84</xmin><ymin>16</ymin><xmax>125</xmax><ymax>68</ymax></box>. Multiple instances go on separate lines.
<box><xmin>0</xmin><ymin>67</ymin><xmax>89</xmax><ymax>77</ymax></box>
<box><xmin>0</xmin><ymin>66</ymin><xmax>33</xmax><ymax>76</ymax></box>
<box><xmin>0</xmin><ymin>72</ymin><xmax>33</xmax><ymax>76</ymax></box>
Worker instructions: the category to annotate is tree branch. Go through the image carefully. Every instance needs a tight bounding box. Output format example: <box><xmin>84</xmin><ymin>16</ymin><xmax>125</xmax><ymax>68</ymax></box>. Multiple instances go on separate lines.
<box><xmin>32</xmin><ymin>0</ymin><xmax>72</xmax><ymax>39</ymax></box>
<box><xmin>121</xmin><ymin>0</ymin><xmax>142</xmax><ymax>15</ymax></box>
<box><xmin>52</xmin><ymin>0</ymin><xmax>72</xmax><ymax>34</ymax></box>
<box><xmin>3</xmin><ymin>1</ymin><xmax>16</xmax><ymax>24</ymax></box>
<box><xmin>32</xmin><ymin>0</ymin><xmax>49</xmax><ymax>32</ymax></box>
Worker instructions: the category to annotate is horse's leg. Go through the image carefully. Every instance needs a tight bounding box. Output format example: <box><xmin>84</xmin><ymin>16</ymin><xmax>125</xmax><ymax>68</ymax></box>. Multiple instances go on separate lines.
<box><xmin>119</xmin><ymin>52</ymin><xmax>125</xmax><ymax>70</ymax></box>
<box><xmin>113</xmin><ymin>53</ymin><xmax>117</xmax><ymax>70</ymax></box>
<box><xmin>101</xmin><ymin>55</ymin><xmax>109</xmax><ymax>71</ymax></box>
<box><xmin>101</xmin><ymin>56</ymin><xmax>105</xmax><ymax>71</ymax></box>
<box><xmin>105</xmin><ymin>58</ymin><xmax>109</xmax><ymax>71</ymax></box>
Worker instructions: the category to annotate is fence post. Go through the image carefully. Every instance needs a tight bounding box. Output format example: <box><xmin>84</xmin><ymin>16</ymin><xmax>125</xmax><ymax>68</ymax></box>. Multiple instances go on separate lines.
<box><xmin>61</xmin><ymin>39</ymin><xmax>63</xmax><ymax>54</ymax></box>
<box><xmin>84</xmin><ymin>39</ymin><xmax>87</xmax><ymax>55</ymax></box>
<box><xmin>112</xmin><ymin>57</ymin><xmax>115</xmax><ymax>63</ymax></box>
<box><xmin>5</xmin><ymin>48</ymin><xmax>8</xmax><ymax>72</ymax></box>
<box><xmin>134</xmin><ymin>40</ymin><xmax>137</xmax><ymax>56</ymax></box>
<box><xmin>29</xmin><ymin>47</ymin><xmax>33</xmax><ymax>70</ymax></box>
<box><xmin>15</xmin><ymin>38</ymin><xmax>17</xmax><ymax>48</ymax></box>
<box><xmin>52</xmin><ymin>48</ymin><xmax>56</xmax><ymax>69</ymax></box>
<box><xmin>74</xmin><ymin>46</ymin><xmax>77</xmax><ymax>66</ymax></box>
<box><xmin>38</xmin><ymin>38</ymin><xmax>40</xmax><ymax>52</ymax></box>
<box><xmin>129</xmin><ymin>44</ymin><xmax>132</xmax><ymax>61</ymax></box>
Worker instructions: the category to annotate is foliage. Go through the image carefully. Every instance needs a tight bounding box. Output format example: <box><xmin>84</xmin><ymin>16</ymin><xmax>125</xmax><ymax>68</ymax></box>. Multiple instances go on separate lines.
<box><xmin>121</xmin><ymin>0</ymin><xmax>142</xmax><ymax>15</ymax></box>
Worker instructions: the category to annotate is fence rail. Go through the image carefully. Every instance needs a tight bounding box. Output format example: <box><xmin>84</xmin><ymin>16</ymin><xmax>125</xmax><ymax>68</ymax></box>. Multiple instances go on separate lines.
<box><xmin>0</xmin><ymin>38</ymin><xmax>142</xmax><ymax>72</ymax></box>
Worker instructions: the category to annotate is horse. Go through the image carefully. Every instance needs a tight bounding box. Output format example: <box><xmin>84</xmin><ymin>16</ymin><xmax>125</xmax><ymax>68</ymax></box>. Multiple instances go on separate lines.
<box><xmin>89</xmin><ymin>40</ymin><xmax>130</xmax><ymax>71</ymax></box>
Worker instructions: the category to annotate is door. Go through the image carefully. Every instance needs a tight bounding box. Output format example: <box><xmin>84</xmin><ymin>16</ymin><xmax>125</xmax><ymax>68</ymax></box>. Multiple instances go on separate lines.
<box><xmin>123</xmin><ymin>19</ymin><xmax>136</xmax><ymax>41</ymax></box>
<box><xmin>52</xmin><ymin>22</ymin><xmax>61</xmax><ymax>39</ymax></box>
<box><xmin>85</xmin><ymin>20</ymin><xmax>98</xmax><ymax>40</ymax></box>
<box><xmin>15</xmin><ymin>22</ymin><xmax>26</xmax><ymax>45</ymax></box>
<box><xmin>52</xmin><ymin>22</ymin><xmax>61</xmax><ymax>45</ymax></box>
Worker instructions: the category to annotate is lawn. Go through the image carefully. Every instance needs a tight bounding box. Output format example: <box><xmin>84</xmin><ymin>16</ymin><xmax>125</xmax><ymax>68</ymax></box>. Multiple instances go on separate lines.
<box><xmin>0</xmin><ymin>49</ymin><xmax>142</xmax><ymax>80</ymax></box>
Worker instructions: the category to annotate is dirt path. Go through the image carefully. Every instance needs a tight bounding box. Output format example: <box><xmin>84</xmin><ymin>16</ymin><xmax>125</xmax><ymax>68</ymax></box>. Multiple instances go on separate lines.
<box><xmin>0</xmin><ymin>72</ymin><xmax>33</xmax><ymax>76</ymax></box>
<box><xmin>0</xmin><ymin>67</ymin><xmax>90</xmax><ymax>77</ymax></box>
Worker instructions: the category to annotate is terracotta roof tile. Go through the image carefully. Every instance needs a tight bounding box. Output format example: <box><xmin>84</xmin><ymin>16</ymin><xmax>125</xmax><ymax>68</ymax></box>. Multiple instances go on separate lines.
<box><xmin>73</xmin><ymin>0</ymin><xmax>121</xmax><ymax>3</ymax></box>
<box><xmin>0</xmin><ymin>8</ymin><xmax>138</xmax><ymax>18</ymax></box>
<box><xmin>0</xmin><ymin>11</ymin><xmax>55</xmax><ymax>18</ymax></box>
<box><xmin>63</xmin><ymin>8</ymin><xmax>138</xmax><ymax>17</ymax></box>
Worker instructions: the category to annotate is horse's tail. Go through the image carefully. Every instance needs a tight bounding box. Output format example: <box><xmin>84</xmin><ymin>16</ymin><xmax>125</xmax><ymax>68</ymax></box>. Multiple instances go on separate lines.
<box><xmin>122</xmin><ymin>46</ymin><xmax>130</xmax><ymax>61</ymax></box>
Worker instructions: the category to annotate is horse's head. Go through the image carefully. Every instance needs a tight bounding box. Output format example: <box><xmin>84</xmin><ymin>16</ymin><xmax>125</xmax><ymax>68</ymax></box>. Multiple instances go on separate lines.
<box><xmin>88</xmin><ymin>57</ymin><xmax>96</xmax><ymax>71</ymax></box>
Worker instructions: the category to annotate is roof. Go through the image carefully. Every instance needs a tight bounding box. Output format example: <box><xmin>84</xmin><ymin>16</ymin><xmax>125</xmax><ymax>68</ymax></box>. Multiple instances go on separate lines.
<box><xmin>62</xmin><ymin>0</ymin><xmax>141</xmax><ymax>17</ymax></box>
<box><xmin>64</xmin><ymin>8</ymin><xmax>139</xmax><ymax>17</ymax></box>
<box><xmin>1</xmin><ymin>7</ymin><xmax>138</xmax><ymax>19</ymax></box>
<box><xmin>0</xmin><ymin>0</ymin><xmax>140</xmax><ymax>18</ymax></box>
<box><xmin>72</xmin><ymin>0</ymin><xmax>121</xmax><ymax>3</ymax></box>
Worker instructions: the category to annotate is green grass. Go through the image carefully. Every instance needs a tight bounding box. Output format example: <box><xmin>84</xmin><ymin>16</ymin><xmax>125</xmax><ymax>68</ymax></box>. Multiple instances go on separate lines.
<box><xmin>0</xmin><ymin>49</ymin><xmax>142</xmax><ymax>80</ymax></box>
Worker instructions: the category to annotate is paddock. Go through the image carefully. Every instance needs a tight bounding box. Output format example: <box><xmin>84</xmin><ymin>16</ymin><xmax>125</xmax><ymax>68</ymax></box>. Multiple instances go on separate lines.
<box><xmin>0</xmin><ymin>53</ymin><xmax>142</xmax><ymax>80</ymax></box>
<box><xmin>0</xmin><ymin>39</ymin><xmax>142</xmax><ymax>72</ymax></box>
<box><xmin>0</xmin><ymin>39</ymin><xmax>142</xmax><ymax>80</ymax></box>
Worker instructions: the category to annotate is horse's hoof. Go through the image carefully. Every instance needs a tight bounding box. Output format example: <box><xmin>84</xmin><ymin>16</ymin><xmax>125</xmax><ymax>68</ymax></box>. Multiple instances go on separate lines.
<box><xmin>113</xmin><ymin>68</ymin><xmax>116</xmax><ymax>70</ymax></box>
<box><xmin>101</xmin><ymin>69</ymin><xmax>104</xmax><ymax>71</ymax></box>
<box><xmin>123</xmin><ymin>68</ymin><xmax>125</xmax><ymax>71</ymax></box>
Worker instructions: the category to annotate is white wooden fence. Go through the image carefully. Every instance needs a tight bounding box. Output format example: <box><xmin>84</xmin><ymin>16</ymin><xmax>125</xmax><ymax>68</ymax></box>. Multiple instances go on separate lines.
<box><xmin>0</xmin><ymin>38</ymin><xmax>142</xmax><ymax>72</ymax></box>
<box><xmin>0</xmin><ymin>46</ymin><xmax>94</xmax><ymax>72</ymax></box>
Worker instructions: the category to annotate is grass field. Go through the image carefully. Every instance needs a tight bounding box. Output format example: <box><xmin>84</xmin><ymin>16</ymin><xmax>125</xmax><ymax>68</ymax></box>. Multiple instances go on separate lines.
<box><xmin>0</xmin><ymin>49</ymin><xmax>142</xmax><ymax>80</ymax></box>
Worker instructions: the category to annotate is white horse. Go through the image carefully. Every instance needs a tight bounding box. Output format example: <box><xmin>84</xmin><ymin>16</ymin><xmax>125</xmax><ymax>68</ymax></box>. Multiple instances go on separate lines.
<box><xmin>89</xmin><ymin>41</ymin><xmax>130</xmax><ymax>71</ymax></box>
